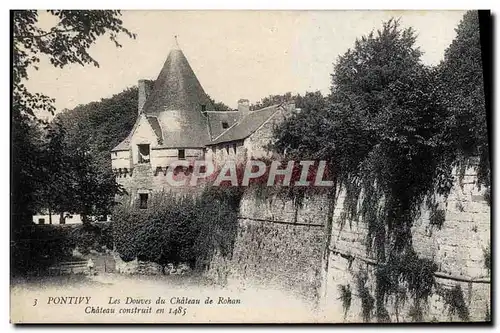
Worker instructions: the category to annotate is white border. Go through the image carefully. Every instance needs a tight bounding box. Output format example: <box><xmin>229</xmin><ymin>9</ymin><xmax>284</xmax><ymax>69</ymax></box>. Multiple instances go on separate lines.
<box><xmin>2</xmin><ymin>2</ymin><xmax>498</xmax><ymax>333</ymax></box>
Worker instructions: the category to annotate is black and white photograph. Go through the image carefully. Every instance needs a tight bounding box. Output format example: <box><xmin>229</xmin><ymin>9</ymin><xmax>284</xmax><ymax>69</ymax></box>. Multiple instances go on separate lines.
<box><xmin>10</xmin><ymin>9</ymin><xmax>491</xmax><ymax>324</ymax></box>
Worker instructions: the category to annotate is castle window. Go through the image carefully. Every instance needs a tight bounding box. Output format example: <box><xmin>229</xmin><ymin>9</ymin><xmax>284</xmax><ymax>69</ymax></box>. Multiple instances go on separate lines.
<box><xmin>178</xmin><ymin>149</ymin><xmax>185</xmax><ymax>160</ymax></box>
<box><xmin>201</xmin><ymin>104</ymin><xmax>206</xmax><ymax>112</ymax></box>
<box><xmin>139</xmin><ymin>193</ymin><xmax>148</xmax><ymax>209</ymax></box>
<box><xmin>222</xmin><ymin>122</ymin><xmax>229</xmax><ymax>129</ymax></box>
<box><xmin>138</xmin><ymin>144</ymin><xmax>150</xmax><ymax>164</ymax></box>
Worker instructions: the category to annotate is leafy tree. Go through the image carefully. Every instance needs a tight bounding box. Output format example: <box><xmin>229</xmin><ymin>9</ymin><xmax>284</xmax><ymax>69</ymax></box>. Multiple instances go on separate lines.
<box><xmin>11</xmin><ymin>113</ymin><xmax>46</xmax><ymax>225</ymax></box>
<box><xmin>438</xmin><ymin>10</ymin><xmax>489</xmax><ymax>188</ymax></box>
<box><xmin>37</xmin><ymin>122</ymin><xmax>72</xmax><ymax>224</ymax></box>
<box><xmin>13</xmin><ymin>10</ymin><xmax>135</xmax><ymax>118</ymax></box>
<box><xmin>12</xmin><ymin>10</ymin><xmax>134</xmax><ymax>227</ymax></box>
<box><xmin>208</xmin><ymin>95</ymin><xmax>232</xmax><ymax>111</ymax></box>
<box><xmin>250</xmin><ymin>91</ymin><xmax>326</xmax><ymax>111</ymax></box>
<box><xmin>273</xmin><ymin>19</ymin><xmax>452</xmax><ymax>320</ymax></box>
<box><xmin>55</xmin><ymin>87</ymin><xmax>138</xmax><ymax>174</ymax></box>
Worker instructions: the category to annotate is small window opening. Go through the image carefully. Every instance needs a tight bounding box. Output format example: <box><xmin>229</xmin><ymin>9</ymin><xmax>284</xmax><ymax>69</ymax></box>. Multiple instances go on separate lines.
<box><xmin>138</xmin><ymin>144</ymin><xmax>150</xmax><ymax>164</ymax></box>
<box><xmin>211</xmin><ymin>146</ymin><xmax>216</xmax><ymax>153</ymax></box>
<box><xmin>232</xmin><ymin>143</ymin><xmax>237</xmax><ymax>154</ymax></box>
<box><xmin>178</xmin><ymin>149</ymin><xmax>185</xmax><ymax>160</ymax></box>
<box><xmin>201</xmin><ymin>104</ymin><xmax>206</xmax><ymax>112</ymax></box>
<box><xmin>222</xmin><ymin>122</ymin><xmax>229</xmax><ymax>129</ymax></box>
<box><xmin>139</xmin><ymin>193</ymin><xmax>149</xmax><ymax>209</ymax></box>
<box><xmin>38</xmin><ymin>218</ymin><xmax>45</xmax><ymax>225</ymax></box>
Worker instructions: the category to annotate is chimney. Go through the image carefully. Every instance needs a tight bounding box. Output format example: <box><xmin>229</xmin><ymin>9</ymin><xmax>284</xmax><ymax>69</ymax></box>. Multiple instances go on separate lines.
<box><xmin>138</xmin><ymin>79</ymin><xmax>153</xmax><ymax>115</ymax></box>
<box><xmin>238</xmin><ymin>99</ymin><xmax>250</xmax><ymax>119</ymax></box>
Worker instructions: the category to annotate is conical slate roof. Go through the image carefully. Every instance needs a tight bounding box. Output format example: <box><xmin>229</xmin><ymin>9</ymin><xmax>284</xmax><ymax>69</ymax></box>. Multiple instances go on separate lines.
<box><xmin>141</xmin><ymin>47</ymin><xmax>214</xmax><ymax>148</ymax></box>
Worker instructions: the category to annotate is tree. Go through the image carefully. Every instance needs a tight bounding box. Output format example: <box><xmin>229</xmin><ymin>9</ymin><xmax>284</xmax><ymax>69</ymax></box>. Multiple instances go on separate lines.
<box><xmin>273</xmin><ymin>19</ymin><xmax>450</xmax><ymax>321</ymax></box>
<box><xmin>207</xmin><ymin>95</ymin><xmax>232</xmax><ymax>111</ymax></box>
<box><xmin>37</xmin><ymin>122</ymin><xmax>72</xmax><ymax>224</ymax></box>
<box><xmin>250</xmin><ymin>91</ymin><xmax>326</xmax><ymax>111</ymax></box>
<box><xmin>55</xmin><ymin>87</ymin><xmax>138</xmax><ymax>175</ymax></box>
<box><xmin>438</xmin><ymin>10</ymin><xmax>489</xmax><ymax>188</ymax></box>
<box><xmin>12</xmin><ymin>10</ymin><xmax>134</xmax><ymax>227</ymax></box>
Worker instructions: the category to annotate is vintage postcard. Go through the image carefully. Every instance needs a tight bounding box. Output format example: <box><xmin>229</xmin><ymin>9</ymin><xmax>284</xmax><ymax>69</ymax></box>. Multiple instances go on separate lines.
<box><xmin>10</xmin><ymin>10</ymin><xmax>491</xmax><ymax>324</ymax></box>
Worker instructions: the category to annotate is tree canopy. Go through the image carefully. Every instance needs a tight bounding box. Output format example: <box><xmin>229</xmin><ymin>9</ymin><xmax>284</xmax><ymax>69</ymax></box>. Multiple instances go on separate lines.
<box><xmin>272</xmin><ymin>13</ymin><xmax>489</xmax><ymax>322</ymax></box>
<box><xmin>12</xmin><ymin>10</ymin><xmax>134</xmax><ymax>226</ymax></box>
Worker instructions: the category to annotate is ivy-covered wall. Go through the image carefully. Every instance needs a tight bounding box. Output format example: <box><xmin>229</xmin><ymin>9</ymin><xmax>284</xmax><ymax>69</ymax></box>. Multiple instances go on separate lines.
<box><xmin>208</xmin><ymin>167</ymin><xmax>491</xmax><ymax>322</ymax></box>
<box><xmin>324</xmin><ymin>166</ymin><xmax>490</xmax><ymax>322</ymax></box>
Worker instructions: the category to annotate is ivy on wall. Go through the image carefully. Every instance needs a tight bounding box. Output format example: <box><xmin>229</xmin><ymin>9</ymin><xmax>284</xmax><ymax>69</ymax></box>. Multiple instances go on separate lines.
<box><xmin>271</xmin><ymin>13</ymin><xmax>488</xmax><ymax>322</ymax></box>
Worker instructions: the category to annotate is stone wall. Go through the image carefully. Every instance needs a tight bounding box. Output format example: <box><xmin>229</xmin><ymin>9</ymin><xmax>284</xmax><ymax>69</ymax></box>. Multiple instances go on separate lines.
<box><xmin>207</xmin><ymin>191</ymin><xmax>330</xmax><ymax>304</ymax></box>
<box><xmin>322</xmin><ymin>167</ymin><xmax>490</xmax><ymax>322</ymax></box>
<box><xmin>207</xmin><ymin>168</ymin><xmax>491</xmax><ymax>322</ymax></box>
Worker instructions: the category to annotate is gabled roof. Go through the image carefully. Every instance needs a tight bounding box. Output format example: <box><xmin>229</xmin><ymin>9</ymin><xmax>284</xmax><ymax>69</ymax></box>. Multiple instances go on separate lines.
<box><xmin>208</xmin><ymin>105</ymin><xmax>282</xmax><ymax>145</ymax></box>
<box><xmin>205</xmin><ymin>111</ymin><xmax>241</xmax><ymax>139</ymax></box>
<box><xmin>111</xmin><ymin>114</ymin><xmax>155</xmax><ymax>152</ymax></box>
<box><xmin>146</xmin><ymin>116</ymin><xmax>163</xmax><ymax>145</ymax></box>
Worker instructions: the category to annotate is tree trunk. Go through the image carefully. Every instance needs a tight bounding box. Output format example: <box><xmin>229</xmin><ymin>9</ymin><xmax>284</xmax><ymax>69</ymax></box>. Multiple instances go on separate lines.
<box><xmin>82</xmin><ymin>213</ymin><xmax>90</xmax><ymax>226</ymax></box>
<box><xmin>59</xmin><ymin>212</ymin><xmax>65</xmax><ymax>224</ymax></box>
<box><xmin>48</xmin><ymin>207</ymin><xmax>52</xmax><ymax>225</ymax></box>
<box><xmin>161</xmin><ymin>265</ymin><xmax>166</xmax><ymax>275</ymax></box>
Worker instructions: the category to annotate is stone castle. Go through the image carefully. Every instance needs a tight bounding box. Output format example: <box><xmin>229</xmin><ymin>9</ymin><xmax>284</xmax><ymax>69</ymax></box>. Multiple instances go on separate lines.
<box><xmin>111</xmin><ymin>43</ymin><xmax>296</xmax><ymax>206</ymax></box>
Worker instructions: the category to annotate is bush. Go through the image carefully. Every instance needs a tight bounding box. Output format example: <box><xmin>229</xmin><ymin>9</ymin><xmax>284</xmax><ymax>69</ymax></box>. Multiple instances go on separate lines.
<box><xmin>112</xmin><ymin>187</ymin><xmax>243</xmax><ymax>273</ymax></box>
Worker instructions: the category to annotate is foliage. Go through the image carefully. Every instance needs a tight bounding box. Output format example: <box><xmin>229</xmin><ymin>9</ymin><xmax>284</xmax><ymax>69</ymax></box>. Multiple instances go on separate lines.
<box><xmin>251</xmin><ymin>91</ymin><xmax>326</xmax><ymax>111</ymax></box>
<box><xmin>34</xmin><ymin>121</ymin><xmax>125</xmax><ymax>223</ymax></box>
<box><xmin>338</xmin><ymin>284</ymin><xmax>352</xmax><ymax>320</ymax></box>
<box><xmin>376</xmin><ymin>248</ymin><xmax>437</xmax><ymax>321</ymax></box>
<box><xmin>10</xmin><ymin>222</ymin><xmax>112</xmax><ymax>275</ymax></box>
<box><xmin>13</xmin><ymin>10</ymin><xmax>135</xmax><ymax>118</ymax></box>
<box><xmin>429</xmin><ymin>207</ymin><xmax>446</xmax><ymax>229</ymax></box>
<box><xmin>442</xmin><ymin>285</ymin><xmax>469</xmax><ymax>321</ymax></box>
<box><xmin>193</xmin><ymin>186</ymin><xmax>244</xmax><ymax>268</ymax></box>
<box><xmin>55</xmin><ymin>87</ymin><xmax>138</xmax><ymax>173</ymax></box>
<box><xmin>483</xmin><ymin>243</ymin><xmax>491</xmax><ymax>274</ymax></box>
<box><xmin>355</xmin><ymin>270</ymin><xmax>375</xmax><ymax>322</ymax></box>
<box><xmin>438</xmin><ymin>11</ymin><xmax>489</xmax><ymax>190</ymax></box>
<box><xmin>271</xmin><ymin>15</ymin><xmax>487</xmax><ymax>321</ymax></box>
<box><xmin>208</xmin><ymin>95</ymin><xmax>232</xmax><ymax>111</ymax></box>
<box><xmin>113</xmin><ymin>192</ymin><xmax>199</xmax><ymax>271</ymax></box>
<box><xmin>11</xmin><ymin>113</ymin><xmax>47</xmax><ymax>225</ymax></box>
<box><xmin>113</xmin><ymin>187</ymin><xmax>243</xmax><ymax>272</ymax></box>
<box><xmin>12</xmin><ymin>10</ymin><xmax>134</xmax><ymax>228</ymax></box>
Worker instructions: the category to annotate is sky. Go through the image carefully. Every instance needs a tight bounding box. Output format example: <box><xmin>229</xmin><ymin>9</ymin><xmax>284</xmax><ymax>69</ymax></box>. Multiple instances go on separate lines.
<box><xmin>25</xmin><ymin>10</ymin><xmax>467</xmax><ymax>115</ymax></box>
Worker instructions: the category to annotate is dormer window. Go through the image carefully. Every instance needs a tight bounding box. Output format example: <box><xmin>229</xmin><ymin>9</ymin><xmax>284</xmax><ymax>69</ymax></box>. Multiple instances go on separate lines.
<box><xmin>138</xmin><ymin>144</ymin><xmax>150</xmax><ymax>164</ymax></box>
<box><xmin>178</xmin><ymin>149</ymin><xmax>185</xmax><ymax>160</ymax></box>
<box><xmin>222</xmin><ymin>122</ymin><xmax>229</xmax><ymax>129</ymax></box>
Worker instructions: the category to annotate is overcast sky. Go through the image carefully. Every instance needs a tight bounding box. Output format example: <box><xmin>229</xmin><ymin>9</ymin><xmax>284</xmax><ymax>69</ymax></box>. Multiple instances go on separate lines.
<box><xmin>26</xmin><ymin>10</ymin><xmax>466</xmax><ymax>114</ymax></box>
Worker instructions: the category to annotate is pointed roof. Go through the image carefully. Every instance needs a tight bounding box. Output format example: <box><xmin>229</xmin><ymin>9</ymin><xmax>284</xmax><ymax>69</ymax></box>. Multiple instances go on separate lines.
<box><xmin>142</xmin><ymin>47</ymin><xmax>214</xmax><ymax>114</ymax></box>
<box><xmin>140</xmin><ymin>46</ymin><xmax>214</xmax><ymax>147</ymax></box>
